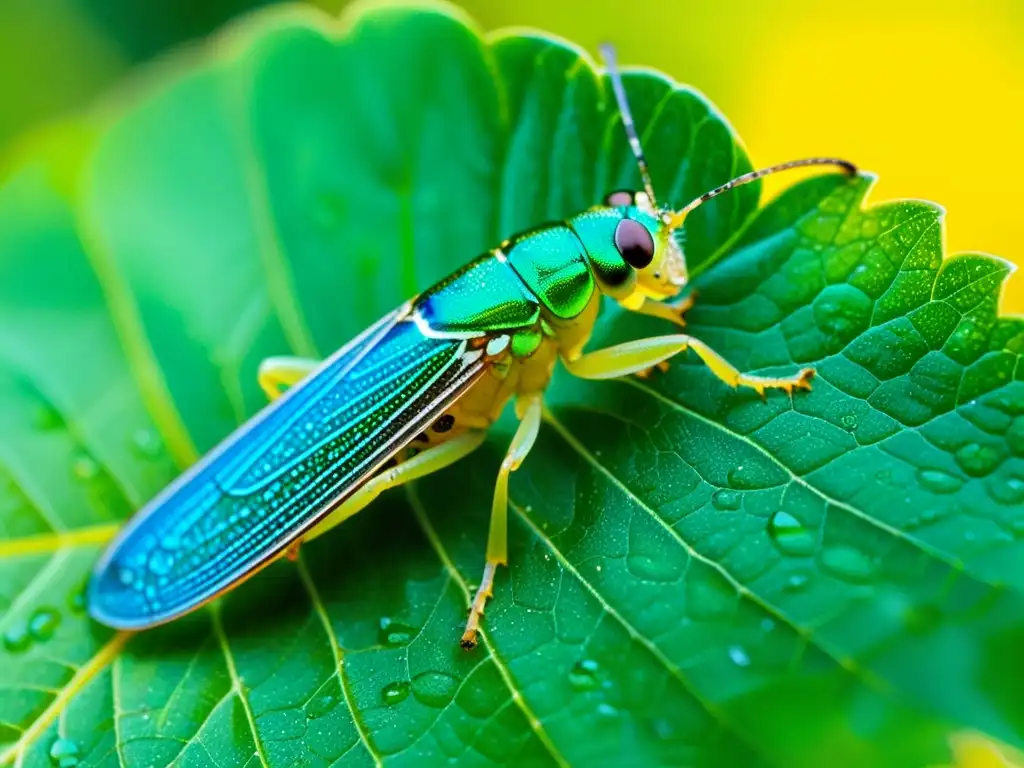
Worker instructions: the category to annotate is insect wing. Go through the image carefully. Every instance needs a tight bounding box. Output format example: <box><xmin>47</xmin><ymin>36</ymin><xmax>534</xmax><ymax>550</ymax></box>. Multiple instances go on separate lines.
<box><xmin>89</xmin><ymin>310</ymin><xmax>485</xmax><ymax>628</ymax></box>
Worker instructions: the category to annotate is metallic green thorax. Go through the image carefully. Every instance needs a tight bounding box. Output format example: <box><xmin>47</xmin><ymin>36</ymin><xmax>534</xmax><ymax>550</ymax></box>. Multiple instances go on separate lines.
<box><xmin>414</xmin><ymin>204</ymin><xmax>662</xmax><ymax>352</ymax></box>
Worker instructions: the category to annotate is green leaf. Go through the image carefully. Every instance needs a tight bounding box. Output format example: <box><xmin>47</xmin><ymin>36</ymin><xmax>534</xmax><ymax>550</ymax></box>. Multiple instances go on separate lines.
<box><xmin>2</xmin><ymin>2</ymin><xmax>1023</xmax><ymax>766</ymax></box>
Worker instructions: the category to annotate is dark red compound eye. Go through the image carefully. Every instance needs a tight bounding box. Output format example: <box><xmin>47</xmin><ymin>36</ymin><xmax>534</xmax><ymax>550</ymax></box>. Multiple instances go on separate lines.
<box><xmin>604</xmin><ymin>190</ymin><xmax>635</xmax><ymax>207</ymax></box>
<box><xmin>613</xmin><ymin>218</ymin><xmax>655</xmax><ymax>269</ymax></box>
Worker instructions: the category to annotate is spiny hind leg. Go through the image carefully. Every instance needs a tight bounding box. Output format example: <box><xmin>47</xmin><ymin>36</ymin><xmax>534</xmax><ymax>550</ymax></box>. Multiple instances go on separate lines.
<box><xmin>301</xmin><ymin>430</ymin><xmax>488</xmax><ymax>545</ymax></box>
<box><xmin>259</xmin><ymin>356</ymin><xmax>320</xmax><ymax>401</ymax></box>
<box><xmin>564</xmin><ymin>333</ymin><xmax>814</xmax><ymax>396</ymax></box>
<box><xmin>461</xmin><ymin>394</ymin><xmax>543</xmax><ymax>650</ymax></box>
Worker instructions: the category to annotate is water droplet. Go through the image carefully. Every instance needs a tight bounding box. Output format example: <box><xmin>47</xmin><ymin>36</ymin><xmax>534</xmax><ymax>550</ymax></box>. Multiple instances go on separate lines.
<box><xmin>840</xmin><ymin>414</ymin><xmax>858</xmax><ymax>431</ymax></box>
<box><xmin>987</xmin><ymin>476</ymin><xmax>1024</xmax><ymax>506</ymax></box>
<box><xmin>71</xmin><ymin>453</ymin><xmax>99</xmax><ymax>481</ymax></box>
<box><xmin>596</xmin><ymin>703</ymin><xmax>618</xmax><ymax>718</ymax></box>
<box><xmin>955</xmin><ymin>442</ymin><xmax>1002</xmax><ymax>478</ymax></box>
<box><xmin>130</xmin><ymin>429</ymin><xmax>162</xmax><ymax>459</ymax></box>
<box><xmin>727</xmin><ymin>645</ymin><xmax>750</xmax><ymax>667</ymax></box>
<box><xmin>411</xmin><ymin>671</ymin><xmax>458</xmax><ymax>708</ymax></box>
<box><xmin>3</xmin><ymin>623</ymin><xmax>31</xmax><ymax>653</ymax></box>
<box><xmin>381</xmin><ymin>681</ymin><xmax>409</xmax><ymax>706</ymax></box>
<box><xmin>820</xmin><ymin>546</ymin><xmax>876</xmax><ymax>583</ymax></box>
<box><xmin>48</xmin><ymin>738</ymin><xmax>79</xmax><ymax>767</ymax></box>
<box><xmin>378</xmin><ymin>618</ymin><xmax>416</xmax><ymax>647</ymax></box>
<box><xmin>306</xmin><ymin>693</ymin><xmax>336</xmax><ymax>719</ymax></box>
<box><xmin>711</xmin><ymin>489</ymin><xmax>741</xmax><ymax>511</ymax></box>
<box><xmin>626</xmin><ymin>553</ymin><xmax>679</xmax><ymax>582</ymax></box>
<box><xmin>568</xmin><ymin>659</ymin><xmax>601</xmax><ymax>691</ymax></box>
<box><xmin>760</xmin><ymin>618</ymin><xmax>775</xmax><ymax>633</ymax></box>
<box><xmin>29</xmin><ymin>607</ymin><xmax>61</xmax><ymax>642</ymax></box>
<box><xmin>784</xmin><ymin>573</ymin><xmax>809</xmax><ymax>592</ymax></box>
<box><xmin>66</xmin><ymin>589</ymin><xmax>86</xmax><ymax>615</ymax></box>
<box><xmin>916</xmin><ymin>469</ymin><xmax>963</xmax><ymax>495</ymax></box>
<box><xmin>727</xmin><ymin>464</ymin><xmax>765</xmax><ymax>490</ymax></box>
<box><xmin>767</xmin><ymin>511</ymin><xmax>816</xmax><ymax>556</ymax></box>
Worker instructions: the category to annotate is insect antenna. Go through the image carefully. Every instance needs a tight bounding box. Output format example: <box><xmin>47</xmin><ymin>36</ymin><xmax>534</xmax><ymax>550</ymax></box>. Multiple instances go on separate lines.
<box><xmin>666</xmin><ymin>157</ymin><xmax>857</xmax><ymax>230</ymax></box>
<box><xmin>600</xmin><ymin>43</ymin><xmax>659</xmax><ymax>208</ymax></box>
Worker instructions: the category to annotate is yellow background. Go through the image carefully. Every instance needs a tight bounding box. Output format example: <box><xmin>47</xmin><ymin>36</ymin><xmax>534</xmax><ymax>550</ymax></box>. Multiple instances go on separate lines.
<box><xmin>2</xmin><ymin>0</ymin><xmax>1022</xmax><ymax>310</ymax></box>
<box><xmin>456</xmin><ymin>0</ymin><xmax>1024</xmax><ymax>313</ymax></box>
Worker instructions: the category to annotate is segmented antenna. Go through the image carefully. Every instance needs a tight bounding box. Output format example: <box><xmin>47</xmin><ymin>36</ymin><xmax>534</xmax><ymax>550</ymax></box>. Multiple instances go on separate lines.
<box><xmin>666</xmin><ymin>157</ymin><xmax>857</xmax><ymax>229</ymax></box>
<box><xmin>600</xmin><ymin>43</ymin><xmax>659</xmax><ymax>208</ymax></box>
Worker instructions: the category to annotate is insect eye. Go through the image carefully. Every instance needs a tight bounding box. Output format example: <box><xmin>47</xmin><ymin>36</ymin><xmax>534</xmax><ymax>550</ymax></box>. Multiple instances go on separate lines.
<box><xmin>604</xmin><ymin>190</ymin><xmax>634</xmax><ymax>207</ymax></box>
<box><xmin>613</xmin><ymin>218</ymin><xmax>655</xmax><ymax>269</ymax></box>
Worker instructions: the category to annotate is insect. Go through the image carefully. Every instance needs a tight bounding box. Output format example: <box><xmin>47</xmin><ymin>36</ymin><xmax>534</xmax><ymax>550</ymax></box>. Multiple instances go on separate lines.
<box><xmin>88</xmin><ymin>45</ymin><xmax>856</xmax><ymax>649</ymax></box>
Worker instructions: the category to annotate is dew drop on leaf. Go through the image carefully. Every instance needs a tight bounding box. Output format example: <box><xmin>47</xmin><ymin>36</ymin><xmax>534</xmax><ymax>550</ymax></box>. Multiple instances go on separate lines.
<box><xmin>840</xmin><ymin>414</ymin><xmax>858</xmax><ymax>431</ymax></box>
<box><xmin>626</xmin><ymin>553</ymin><xmax>679</xmax><ymax>582</ymax></box>
<box><xmin>711</xmin><ymin>489</ymin><xmax>741</xmax><ymax>511</ymax></box>
<box><xmin>66</xmin><ymin>588</ymin><xmax>86</xmax><ymax>615</ymax></box>
<box><xmin>378</xmin><ymin>617</ymin><xmax>416</xmax><ymax>647</ymax></box>
<box><xmin>596</xmin><ymin>703</ymin><xmax>618</xmax><ymax>718</ymax></box>
<box><xmin>29</xmin><ymin>607</ymin><xmax>61</xmax><ymax>641</ymax></box>
<box><xmin>922</xmin><ymin>509</ymin><xmax>941</xmax><ymax>524</ymax></box>
<box><xmin>727</xmin><ymin>645</ymin><xmax>751</xmax><ymax>667</ymax></box>
<box><xmin>71</xmin><ymin>453</ymin><xmax>99</xmax><ymax>481</ymax></box>
<box><xmin>784</xmin><ymin>573</ymin><xmax>809</xmax><ymax>592</ymax></box>
<box><xmin>381</xmin><ymin>681</ymin><xmax>409</xmax><ymax>706</ymax></box>
<box><xmin>306</xmin><ymin>693</ymin><xmax>336</xmax><ymax>720</ymax></box>
<box><xmin>916</xmin><ymin>468</ymin><xmax>963</xmax><ymax>494</ymax></box>
<box><xmin>955</xmin><ymin>442</ymin><xmax>1002</xmax><ymax>477</ymax></box>
<box><xmin>767</xmin><ymin>511</ymin><xmax>816</xmax><ymax>556</ymax></box>
<box><xmin>411</xmin><ymin>671</ymin><xmax>458</xmax><ymax>708</ymax></box>
<box><xmin>568</xmin><ymin>659</ymin><xmax>601</xmax><ymax>691</ymax></box>
<box><xmin>987</xmin><ymin>476</ymin><xmax>1024</xmax><ymax>506</ymax></box>
<box><xmin>820</xmin><ymin>546</ymin><xmax>876</xmax><ymax>583</ymax></box>
<box><xmin>727</xmin><ymin>464</ymin><xmax>763</xmax><ymax>490</ymax></box>
<box><xmin>49</xmin><ymin>738</ymin><xmax>80</xmax><ymax>767</ymax></box>
<box><xmin>130</xmin><ymin>429</ymin><xmax>162</xmax><ymax>459</ymax></box>
<box><xmin>3</xmin><ymin>623</ymin><xmax>31</xmax><ymax>653</ymax></box>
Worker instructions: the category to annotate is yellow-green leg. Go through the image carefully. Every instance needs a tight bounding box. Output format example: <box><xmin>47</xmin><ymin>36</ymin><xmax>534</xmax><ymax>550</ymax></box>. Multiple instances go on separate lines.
<box><xmin>564</xmin><ymin>333</ymin><xmax>814</xmax><ymax>396</ymax></box>
<box><xmin>631</xmin><ymin>291</ymin><xmax>697</xmax><ymax>329</ymax></box>
<box><xmin>461</xmin><ymin>394</ymin><xmax>543</xmax><ymax>650</ymax></box>
<box><xmin>259</xmin><ymin>356</ymin><xmax>320</xmax><ymax>401</ymax></box>
<box><xmin>303</xmin><ymin>430</ymin><xmax>488</xmax><ymax>543</ymax></box>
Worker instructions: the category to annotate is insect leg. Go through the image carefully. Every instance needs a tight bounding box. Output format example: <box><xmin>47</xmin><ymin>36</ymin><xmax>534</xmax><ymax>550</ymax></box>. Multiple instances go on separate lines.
<box><xmin>302</xmin><ymin>430</ymin><xmax>488</xmax><ymax>544</ymax></box>
<box><xmin>461</xmin><ymin>394</ymin><xmax>543</xmax><ymax>650</ymax></box>
<box><xmin>564</xmin><ymin>334</ymin><xmax>814</xmax><ymax>396</ymax></box>
<box><xmin>628</xmin><ymin>292</ymin><xmax>698</xmax><ymax>329</ymax></box>
<box><xmin>258</xmin><ymin>356</ymin><xmax>320</xmax><ymax>401</ymax></box>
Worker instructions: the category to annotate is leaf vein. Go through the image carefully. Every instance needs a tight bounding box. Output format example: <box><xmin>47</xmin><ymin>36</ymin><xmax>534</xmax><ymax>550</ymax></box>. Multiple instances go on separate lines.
<box><xmin>295</xmin><ymin>555</ymin><xmax>382</xmax><ymax>767</ymax></box>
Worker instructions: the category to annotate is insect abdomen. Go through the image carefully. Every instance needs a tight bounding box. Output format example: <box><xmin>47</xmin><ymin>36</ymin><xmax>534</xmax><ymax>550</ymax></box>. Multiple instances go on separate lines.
<box><xmin>505</xmin><ymin>223</ymin><xmax>595</xmax><ymax>320</ymax></box>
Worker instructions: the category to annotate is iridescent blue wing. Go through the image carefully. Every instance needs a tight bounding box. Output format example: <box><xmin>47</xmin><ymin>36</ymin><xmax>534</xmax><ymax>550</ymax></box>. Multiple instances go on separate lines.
<box><xmin>89</xmin><ymin>307</ymin><xmax>485</xmax><ymax>628</ymax></box>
